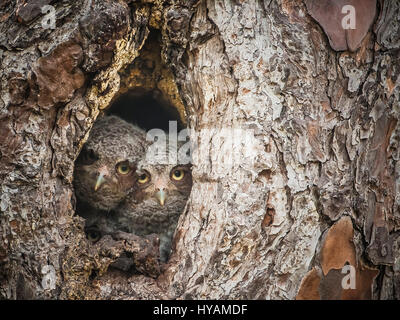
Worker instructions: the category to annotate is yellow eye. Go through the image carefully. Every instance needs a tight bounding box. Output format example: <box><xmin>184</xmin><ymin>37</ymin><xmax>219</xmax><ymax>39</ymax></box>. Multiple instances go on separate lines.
<box><xmin>138</xmin><ymin>173</ymin><xmax>150</xmax><ymax>184</ymax></box>
<box><xmin>171</xmin><ymin>169</ymin><xmax>185</xmax><ymax>181</ymax></box>
<box><xmin>87</xmin><ymin>230</ymin><xmax>101</xmax><ymax>243</ymax></box>
<box><xmin>116</xmin><ymin>161</ymin><xmax>130</xmax><ymax>175</ymax></box>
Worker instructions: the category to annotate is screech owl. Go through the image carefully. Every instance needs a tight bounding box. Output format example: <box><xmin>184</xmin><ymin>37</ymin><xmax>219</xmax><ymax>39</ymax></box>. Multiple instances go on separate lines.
<box><xmin>111</xmin><ymin>136</ymin><xmax>193</xmax><ymax>262</ymax></box>
<box><xmin>73</xmin><ymin>115</ymin><xmax>148</xmax><ymax>212</ymax></box>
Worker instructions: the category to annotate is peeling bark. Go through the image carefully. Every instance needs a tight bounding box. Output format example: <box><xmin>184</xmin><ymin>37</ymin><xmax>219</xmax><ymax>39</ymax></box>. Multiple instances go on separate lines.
<box><xmin>0</xmin><ymin>0</ymin><xmax>399</xmax><ymax>300</ymax></box>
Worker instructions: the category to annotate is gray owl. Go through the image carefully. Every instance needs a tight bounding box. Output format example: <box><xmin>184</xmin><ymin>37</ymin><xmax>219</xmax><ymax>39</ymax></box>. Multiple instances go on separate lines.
<box><xmin>73</xmin><ymin>115</ymin><xmax>148</xmax><ymax>212</ymax></box>
<box><xmin>110</xmin><ymin>136</ymin><xmax>192</xmax><ymax>262</ymax></box>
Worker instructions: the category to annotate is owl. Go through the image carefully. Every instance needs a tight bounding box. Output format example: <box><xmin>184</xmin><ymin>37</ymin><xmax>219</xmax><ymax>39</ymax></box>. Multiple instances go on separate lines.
<box><xmin>111</xmin><ymin>136</ymin><xmax>193</xmax><ymax>262</ymax></box>
<box><xmin>73</xmin><ymin>115</ymin><xmax>148</xmax><ymax>212</ymax></box>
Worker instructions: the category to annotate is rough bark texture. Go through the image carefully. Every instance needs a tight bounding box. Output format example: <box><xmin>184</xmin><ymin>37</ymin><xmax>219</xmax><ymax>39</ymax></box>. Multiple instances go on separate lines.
<box><xmin>0</xmin><ymin>0</ymin><xmax>399</xmax><ymax>299</ymax></box>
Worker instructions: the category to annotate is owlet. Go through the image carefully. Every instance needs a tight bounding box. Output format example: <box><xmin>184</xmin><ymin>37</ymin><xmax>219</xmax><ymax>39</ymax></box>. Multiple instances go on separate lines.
<box><xmin>111</xmin><ymin>135</ymin><xmax>192</xmax><ymax>262</ymax></box>
<box><xmin>73</xmin><ymin>115</ymin><xmax>147</xmax><ymax>212</ymax></box>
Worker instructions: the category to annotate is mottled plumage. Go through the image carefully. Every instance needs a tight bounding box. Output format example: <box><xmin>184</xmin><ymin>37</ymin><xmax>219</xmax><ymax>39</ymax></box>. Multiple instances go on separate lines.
<box><xmin>74</xmin><ymin>119</ymin><xmax>192</xmax><ymax>265</ymax></box>
<box><xmin>73</xmin><ymin>115</ymin><xmax>147</xmax><ymax>212</ymax></box>
<box><xmin>110</xmin><ymin>137</ymin><xmax>192</xmax><ymax>262</ymax></box>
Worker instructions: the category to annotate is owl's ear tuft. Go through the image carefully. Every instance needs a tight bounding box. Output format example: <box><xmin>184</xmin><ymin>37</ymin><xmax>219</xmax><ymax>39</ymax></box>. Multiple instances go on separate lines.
<box><xmin>77</xmin><ymin>147</ymin><xmax>98</xmax><ymax>165</ymax></box>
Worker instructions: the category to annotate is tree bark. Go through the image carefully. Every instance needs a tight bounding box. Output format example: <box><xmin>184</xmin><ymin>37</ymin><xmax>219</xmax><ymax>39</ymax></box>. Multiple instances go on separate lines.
<box><xmin>0</xmin><ymin>0</ymin><xmax>399</xmax><ymax>300</ymax></box>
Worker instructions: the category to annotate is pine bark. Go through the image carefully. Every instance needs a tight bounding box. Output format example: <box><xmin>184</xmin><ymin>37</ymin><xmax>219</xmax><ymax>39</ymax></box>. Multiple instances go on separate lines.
<box><xmin>0</xmin><ymin>0</ymin><xmax>399</xmax><ymax>299</ymax></box>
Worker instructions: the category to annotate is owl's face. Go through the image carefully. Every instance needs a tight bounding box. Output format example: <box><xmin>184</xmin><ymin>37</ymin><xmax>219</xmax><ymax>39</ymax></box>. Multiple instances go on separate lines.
<box><xmin>74</xmin><ymin>146</ymin><xmax>137</xmax><ymax>211</ymax></box>
<box><xmin>134</xmin><ymin>162</ymin><xmax>192</xmax><ymax>208</ymax></box>
<box><xmin>73</xmin><ymin>116</ymin><xmax>147</xmax><ymax>211</ymax></box>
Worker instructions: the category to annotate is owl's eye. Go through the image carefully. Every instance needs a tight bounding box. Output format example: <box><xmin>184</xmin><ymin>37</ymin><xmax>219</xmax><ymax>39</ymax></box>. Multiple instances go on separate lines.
<box><xmin>138</xmin><ymin>172</ymin><xmax>150</xmax><ymax>184</ymax></box>
<box><xmin>87</xmin><ymin>229</ymin><xmax>101</xmax><ymax>243</ymax></box>
<box><xmin>171</xmin><ymin>169</ymin><xmax>185</xmax><ymax>181</ymax></box>
<box><xmin>116</xmin><ymin>161</ymin><xmax>131</xmax><ymax>175</ymax></box>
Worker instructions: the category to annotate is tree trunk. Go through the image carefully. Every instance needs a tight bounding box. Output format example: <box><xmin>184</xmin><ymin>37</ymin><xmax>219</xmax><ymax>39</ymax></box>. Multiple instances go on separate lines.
<box><xmin>0</xmin><ymin>0</ymin><xmax>399</xmax><ymax>300</ymax></box>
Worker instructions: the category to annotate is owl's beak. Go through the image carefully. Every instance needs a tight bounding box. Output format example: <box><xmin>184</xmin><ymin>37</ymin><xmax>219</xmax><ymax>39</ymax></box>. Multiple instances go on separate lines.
<box><xmin>94</xmin><ymin>173</ymin><xmax>106</xmax><ymax>191</ymax></box>
<box><xmin>156</xmin><ymin>189</ymin><xmax>166</xmax><ymax>206</ymax></box>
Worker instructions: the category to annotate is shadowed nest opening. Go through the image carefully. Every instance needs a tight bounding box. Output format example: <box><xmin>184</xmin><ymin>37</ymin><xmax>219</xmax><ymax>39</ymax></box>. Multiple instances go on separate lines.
<box><xmin>106</xmin><ymin>88</ymin><xmax>184</xmax><ymax>131</ymax></box>
<box><xmin>106</xmin><ymin>29</ymin><xmax>187</xmax><ymax>131</ymax></box>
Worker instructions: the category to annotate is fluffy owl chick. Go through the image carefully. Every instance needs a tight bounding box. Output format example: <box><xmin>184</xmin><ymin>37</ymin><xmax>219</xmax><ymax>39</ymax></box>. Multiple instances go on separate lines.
<box><xmin>73</xmin><ymin>115</ymin><xmax>147</xmax><ymax>212</ymax></box>
<box><xmin>112</xmin><ymin>137</ymin><xmax>192</xmax><ymax>262</ymax></box>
